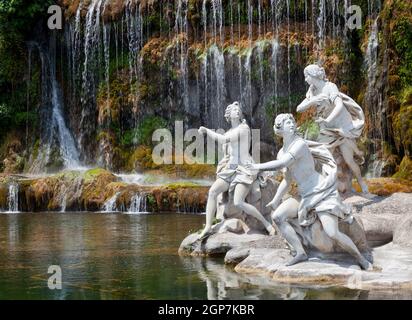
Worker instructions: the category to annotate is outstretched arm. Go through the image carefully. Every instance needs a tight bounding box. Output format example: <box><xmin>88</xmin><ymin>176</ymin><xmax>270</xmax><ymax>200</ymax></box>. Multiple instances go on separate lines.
<box><xmin>199</xmin><ymin>127</ymin><xmax>226</xmax><ymax>143</ymax></box>
<box><xmin>251</xmin><ymin>152</ymin><xmax>295</xmax><ymax>171</ymax></box>
<box><xmin>199</xmin><ymin>125</ymin><xmax>248</xmax><ymax>144</ymax></box>
<box><xmin>296</xmin><ymin>98</ymin><xmax>314</xmax><ymax>113</ymax></box>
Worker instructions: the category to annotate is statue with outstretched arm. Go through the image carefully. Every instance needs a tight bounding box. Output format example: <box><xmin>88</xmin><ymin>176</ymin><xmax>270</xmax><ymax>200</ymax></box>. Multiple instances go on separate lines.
<box><xmin>296</xmin><ymin>64</ymin><xmax>368</xmax><ymax>194</ymax></box>
<box><xmin>197</xmin><ymin>102</ymin><xmax>276</xmax><ymax>240</ymax></box>
<box><xmin>246</xmin><ymin>114</ymin><xmax>372</xmax><ymax>270</ymax></box>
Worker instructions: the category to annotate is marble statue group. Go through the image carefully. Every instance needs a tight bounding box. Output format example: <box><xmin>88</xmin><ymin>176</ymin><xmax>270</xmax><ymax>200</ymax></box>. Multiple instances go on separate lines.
<box><xmin>196</xmin><ymin>64</ymin><xmax>373</xmax><ymax>270</ymax></box>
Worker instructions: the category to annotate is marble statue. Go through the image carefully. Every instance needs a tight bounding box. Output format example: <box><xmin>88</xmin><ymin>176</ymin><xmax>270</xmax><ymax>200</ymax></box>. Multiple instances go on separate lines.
<box><xmin>197</xmin><ymin>102</ymin><xmax>276</xmax><ymax>239</ymax></box>
<box><xmin>245</xmin><ymin>114</ymin><xmax>373</xmax><ymax>270</ymax></box>
<box><xmin>296</xmin><ymin>65</ymin><xmax>369</xmax><ymax>194</ymax></box>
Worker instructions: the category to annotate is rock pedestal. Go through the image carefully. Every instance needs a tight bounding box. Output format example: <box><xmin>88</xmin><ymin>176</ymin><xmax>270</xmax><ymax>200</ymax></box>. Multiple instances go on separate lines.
<box><xmin>179</xmin><ymin>193</ymin><xmax>412</xmax><ymax>290</ymax></box>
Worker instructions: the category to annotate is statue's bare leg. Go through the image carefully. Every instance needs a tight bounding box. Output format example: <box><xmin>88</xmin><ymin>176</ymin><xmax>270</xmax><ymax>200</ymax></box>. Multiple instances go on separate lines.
<box><xmin>199</xmin><ymin>178</ymin><xmax>230</xmax><ymax>239</ymax></box>
<box><xmin>317</xmin><ymin>211</ymin><xmax>373</xmax><ymax>270</ymax></box>
<box><xmin>233</xmin><ymin>183</ymin><xmax>276</xmax><ymax>235</ymax></box>
<box><xmin>340</xmin><ymin>143</ymin><xmax>368</xmax><ymax>193</ymax></box>
<box><xmin>272</xmin><ymin>198</ymin><xmax>308</xmax><ymax>266</ymax></box>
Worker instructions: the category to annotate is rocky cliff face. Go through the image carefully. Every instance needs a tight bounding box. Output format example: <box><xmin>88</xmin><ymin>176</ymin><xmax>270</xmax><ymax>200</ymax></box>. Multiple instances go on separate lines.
<box><xmin>0</xmin><ymin>0</ymin><xmax>411</xmax><ymax>179</ymax></box>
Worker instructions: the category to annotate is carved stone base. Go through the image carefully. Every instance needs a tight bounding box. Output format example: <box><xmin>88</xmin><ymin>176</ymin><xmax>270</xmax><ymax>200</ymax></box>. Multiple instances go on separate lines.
<box><xmin>216</xmin><ymin>177</ymin><xmax>279</xmax><ymax>233</ymax></box>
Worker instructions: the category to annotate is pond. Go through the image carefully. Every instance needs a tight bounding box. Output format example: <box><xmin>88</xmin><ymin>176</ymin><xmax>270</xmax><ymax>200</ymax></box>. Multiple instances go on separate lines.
<box><xmin>0</xmin><ymin>212</ymin><xmax>400</xmax><ymax>300</ymax></box>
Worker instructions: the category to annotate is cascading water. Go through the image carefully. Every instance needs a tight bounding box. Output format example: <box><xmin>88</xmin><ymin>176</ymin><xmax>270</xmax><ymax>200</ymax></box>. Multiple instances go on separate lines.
<box><xmin>28</xmin><ymin>41</ymin><xmax>81</xmax><ymax>173</ymax></box>
<box><xmin>79</xmin><ymin>0</ymin><xmax>100</xmax><ymax>154</ymax></box>
<box><xmin>46</xmin><ymin>0</ymin><xmax>383</xmax><ymax>177</ymax></box>
<box><xmin>7</xmin><ymin>183</ymin><xmax>19</xmax><ymax>213</ymax></box>
<box><xmin>364</xmin><ymin>1</ymin><xmax>384</xmax><ymax>177</ymax></box>
<box><xmin>128</xmin><ymin>193</ymin><xmax>147</xmax><ymax>214</ymax></box>
<box><xmin>103</xmin><ymin>192</ymin><xmax>120</xmax><ymax>212</ymax></box>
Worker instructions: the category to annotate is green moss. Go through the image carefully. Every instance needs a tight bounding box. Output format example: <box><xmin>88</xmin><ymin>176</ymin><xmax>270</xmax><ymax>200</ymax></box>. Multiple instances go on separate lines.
<box><xmin>298</xmin><ymin>120</ymin><xmax>320</xmax><ymax>141</ymax></box>
<box><xmin>147</xmin><ymin>194</ymin><xmax>156</xmax><ymax>206</ymax></box>
<box><xmin>83</xmin><ymin>168</ymin><xmax>112</xmax><ymax>182</ymax></box>
<box><xmin>393</xmin><ymin>156</ymin><xmax>412</xmax><ymax>180</ymax></box>
<box><xmin>166</xmin><ymin>182</ymin><xmax>200</xmax><ymax>190</ymax></box>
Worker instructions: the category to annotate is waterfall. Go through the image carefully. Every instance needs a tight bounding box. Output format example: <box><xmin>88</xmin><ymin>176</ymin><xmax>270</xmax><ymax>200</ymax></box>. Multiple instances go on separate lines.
<box><xmin>41</xmin><ymin>0</ymin><xmax>381</xmax><ymax>172</ymax></box>
<box><xmin>7</xmin><ymin>183</ymin><xmax>19</xmax><ymax>213</ymax></box>
<box><xmin>103</xmin><ymin>1</ymin><xmax>111</xmax><ymax>107</ymax></box>
<box><xmin>50</xmin><ymin>61</ymin><xmax>81</xmax><ymax>169</ymax></box>
<box><xmin>128</xmin><ymin>193</ymin><xmax>147</xmax><ymax>214</ymax></box>
<box><xmin>286</xmin><ymin>0</ymin><xmax>291</xmax><ymax>110</ymax></box>
<box><xmin>243</xmin><ymin>47</ymin><xmax>253</xmax><ymax>117</ymax></box>
<box><xmin>126</xmin><ymin>0</ymin><xmax>143</xmax><ymax>95</ymax></box>
<box><xmin>271</xmin><ymin>39</ymin><xmax>280</xmax><ymax>116</ymax></box>
<box><xmin>79</xmin><ymin>0</ymin><xmax>104</xmax><ymax>159</ymax></box>
<box><xmin>365</xmin><ymin>17</ymin><xmax>382</xmax><ymax>173</ymax></box>
<box><xmin>317</xmin><ymin>0</ymin><xmax>326</xmax><ymax>51</ymax></box>
<box><xmin>174</xmin><ymin>0</ymin><xmax>190</xmax><ymax>116</ymax></box>
<box><xmin>103</xmin><ymin>192</ymin><xmax>120</xmax><ymax>212</ymax></box>
<box><xmin>366</xmin><ymin>158</ymin><xmax>386</xmax><ymax>179</ymax></box>
<box><xmin>208</xmin><ymin>44</ymin><xmax>226</xmax><ymax>128</ymax></box>
<box><xmin>28</xmin><ymin>41</ymin><xmax>81</xmax><ymax>173</ymax></box>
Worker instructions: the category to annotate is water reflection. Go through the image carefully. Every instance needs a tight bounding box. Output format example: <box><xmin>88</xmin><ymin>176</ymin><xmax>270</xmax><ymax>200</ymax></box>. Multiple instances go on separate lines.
<box><xmin>179</xmin><ymin>256</ymin><xmax>369</xmax><ymax>300</ymax></box>
<box><xmin>0</xmin><ymin>213</ymin><xmax>410</xmax><ymax>299</ymax></box>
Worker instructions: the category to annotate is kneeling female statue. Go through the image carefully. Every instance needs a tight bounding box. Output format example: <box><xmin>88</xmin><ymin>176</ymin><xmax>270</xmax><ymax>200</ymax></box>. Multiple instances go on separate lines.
<box><xmin>246</xmin><ymin>114</ymin><xmax>372</xmax><ymax>270</ymax></box>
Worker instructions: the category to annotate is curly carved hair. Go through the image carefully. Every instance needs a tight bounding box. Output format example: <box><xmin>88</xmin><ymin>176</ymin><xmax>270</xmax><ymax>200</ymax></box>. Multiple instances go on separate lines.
<box><xmin>304</xmin><ymin>64</ymin><xmax>327</xmax><ymax>81</ymax></box>
<box><xmin>274</xmin><ymin>113</ymin><xmax>297</xmax><ymax>132</ymax></box>
<box><xmin>224</xmin><ymin>101</ymin><xmax>245</xmax><ymax>122</ymax></box>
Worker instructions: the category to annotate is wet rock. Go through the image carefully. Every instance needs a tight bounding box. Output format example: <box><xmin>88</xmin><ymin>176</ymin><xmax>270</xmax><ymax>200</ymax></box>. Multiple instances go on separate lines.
<box><xmin>349</xmin><ymin>193</ymin><xmax>412</xmax><ymax>247</ymax></box>
<box><xmin>224</xmin><ymin>248</ymin><xmax>250</xmax><ymax>265</ymax></box>
<box><xmin>394</xmin><ymin>215</ymin><xmax>412</xmax><ymax>247</ymax></box>
<box><xmin>234</xmin><ymin>244</ymin><xmax>412</xmax><ymax>290</ymax></box>
<box><xmin>178</xmin><ymin>232</ymin><xmax>282</xmax><ymax>257</ymax></box>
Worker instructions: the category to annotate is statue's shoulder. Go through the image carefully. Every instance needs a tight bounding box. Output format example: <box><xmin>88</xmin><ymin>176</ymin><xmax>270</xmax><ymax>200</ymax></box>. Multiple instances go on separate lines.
<box><xmin>238</xmin><ymin>122</ymin><xmax>250</xmax><ymax>132</ymax></box>
<box><xmin>324</xmin><ymin>81</ymin><xmax>339</xmax><ymax>94</ymax></box>
<box><xmin>288</xmin><ymin>138</ymin><xmax>308</xmax><ymax>159</ymax></box>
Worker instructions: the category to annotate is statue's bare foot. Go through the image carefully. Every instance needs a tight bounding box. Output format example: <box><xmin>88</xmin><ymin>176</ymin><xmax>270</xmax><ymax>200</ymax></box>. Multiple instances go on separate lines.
<box><xmin>266</xmin><ymin>225</ymin><xmax>276</xmax><ymax>236</ymax></box>
<box><xmin>286</xmin><ymin>253</ymin><xmax>308</xmax><ymax>266</ymax></box>
<box><xmin>283</xmin><ymin>239</ymin><xmax>296</xmax><ymax>256</ymax></box>
<box><xmin>198</xmin><ymin>227</ymin><xmax>213</xmax><ymax>241</ymax></box>
<box><xmin>359</xmin><ymin>257</ymin><xmax>373</xmax><ymax>271</ymax></box>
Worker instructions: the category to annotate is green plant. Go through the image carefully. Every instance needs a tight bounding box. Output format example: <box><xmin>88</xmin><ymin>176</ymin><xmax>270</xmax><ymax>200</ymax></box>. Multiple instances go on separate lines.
<box><xmin>135</xmin><ymin>116</ymin><xmax>168</xmax><ymax>146</ymax></box>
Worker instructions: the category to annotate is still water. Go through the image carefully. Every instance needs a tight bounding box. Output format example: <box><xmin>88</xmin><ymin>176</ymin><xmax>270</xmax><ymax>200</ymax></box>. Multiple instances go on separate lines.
<box><xmin>0</xmin><ymin>212</ymin><xmax>397</xmax><ymax>300</ymax></box>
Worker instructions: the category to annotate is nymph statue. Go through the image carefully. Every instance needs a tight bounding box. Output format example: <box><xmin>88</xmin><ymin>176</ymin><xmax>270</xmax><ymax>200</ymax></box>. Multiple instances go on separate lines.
<box><xmin>296</xmin><ymin>65</ymin><xmax>368</xmax><ymax>194</ymax></box>
<box><xmin>197</xmin><ymin>102</ymin><xmax>276</xmax><ymax>239</ymax></box>
<box><xmin>246</xmin><ymin>114</ymin><xmax>372</xmax><ymax>270</ymax></box>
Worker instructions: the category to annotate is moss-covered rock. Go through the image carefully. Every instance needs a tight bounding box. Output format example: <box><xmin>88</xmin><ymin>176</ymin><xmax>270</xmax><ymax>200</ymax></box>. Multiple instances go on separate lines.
<box><xmin>353</xmin><ymin>177</ymin><xmax>412</xmax><ymax>196</ymax></box>
<box><xmin>393</xmin><ymin>156</ymin><xmax>412</xmax><ymax>181</ymax></box>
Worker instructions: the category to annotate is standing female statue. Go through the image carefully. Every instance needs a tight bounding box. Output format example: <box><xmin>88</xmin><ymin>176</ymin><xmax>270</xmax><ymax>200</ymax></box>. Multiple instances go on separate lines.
<box><xmin>197</xmin><ymin>102</ymin><xmax>276</xmax><ymax>239</ymax></box>
<box><xmin>296</xmin><ymin>65</ymin><xmax>368</xmax><ymax>194</ymax></box>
